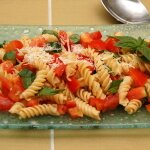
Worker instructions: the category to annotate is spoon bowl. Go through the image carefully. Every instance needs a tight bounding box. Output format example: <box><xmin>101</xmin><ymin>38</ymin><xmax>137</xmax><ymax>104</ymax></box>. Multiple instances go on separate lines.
<box><xmin>101</xmin><ymin>0</ymin><xmax>150</xmax><ymax>24</ymax></box>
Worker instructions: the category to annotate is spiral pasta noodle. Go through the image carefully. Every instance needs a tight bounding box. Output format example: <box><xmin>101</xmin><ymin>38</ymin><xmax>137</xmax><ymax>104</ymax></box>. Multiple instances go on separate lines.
<box><xmin>75</xmin><ymin>98</ymin><xmax>100</xmax><ymax>120</ymax></box>
<box><xmin>41</xmin><ymin>34</ymin><xmax>58</xmax><ymax>42</ymax></box>
<box><xmin>0</xmin><ymin>48</ymin><xmax>5</xmax><ymax>60</ymax></box>
<box><xmin>65</xmin><ymin>62</ymin><xmax>77</xmax><ymax>80</ymax></box>
<box><xmin>41</xmin><ymin>93</ymin><xmax>68</xmax><ymax>104</ymax></box>
<box><xmin>103</xmin><ymin>57</ymin><xmax>122</xmax><ymax>75</ymax></box>
<box><xmin>47</xmin><ymin>68</ymin><xmax>62</xmax><ymax>88</ymax></box>
<box><xmin>145</xmin><ymin>79</ymin><xmax>150</xmax><ymax>98</ymax></box>
<box><xmin>9</xmin><ymin>102</ymin><xmax>25</xmax><ymax>115</ymax></box>
<box><xmin>78</xmin><ymin>62</ymin><xmax>105</xmax><ymax>99</ymax></box>
<box><xmin>83</xmin><ymin>48</ymin><xmax>112</xmax><ymax>92</ymax></box>
<box><xmin>125</xmin><ymin>99</ymin><xmax>142</xmax><ymax>114</ymax></box>
<box><xmin>118</xmin><ymin>76</ymin><xmax>133</xmax><ymax>106</ymax></box>
<box><xmin>19</xmin><ymin>104</ymin><xmax>60</xmax><ymax>119</ymax></box>
<box><xmin>20</xmin><ymin>70</ymin><xmax>47</xmax><ymax>99</ymax></box>
<box><xmin>76</xmin><ymin>88</ymin><xmax>93</xmax><ymax>103</ymax></box>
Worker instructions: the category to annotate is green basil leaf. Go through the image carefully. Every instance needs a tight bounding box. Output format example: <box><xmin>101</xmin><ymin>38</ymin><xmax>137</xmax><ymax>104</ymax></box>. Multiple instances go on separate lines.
<box><xmin>137</xmin><ymin>47</ymin><xmax>150</xmax><ymax>61</ymax></box>
<box><xmin>46</xmin><ymin>42</ymin><xmax>62</xmax><ymax>53</ymax></box>
<box><xmin>42</xmin><ymin>30</ymin><xmax>58</xmax><ymax>37</ymax></box>
<box><xmin>18</xmin><ymin>69</ymin><xmax>36</xmax><ymax>89</ymax></box>
<box><xmin>18</xmin><ymin>69</ymin><xmax>34</xmax><ymax>77</ymax></box>
<box><xmin>3</xmin><ymin>51</ymin><xmax>16</xmax><ymax>60</ymax></box>
<box><xmin>38</xmin><ymin>87</ymin><xmax>64</xmax><ymax>96</ymax></box>
<box><xmin>0</xmin><ymin>40</ymin><xmax>6</xmax><ymax>48</ymax></box>
<box><xmin>69</xmin><ymin>34</ymin><xmax>80</xmax><ymax>44</ymax></box>
<box><xmin>108</xmin><ymin>79</ymin><xmax>123</xmax><ymax>94</ymax></box>
<box><xmin>22</xmin><ymin>77</ymin><xmax>35</xmax><ymax>89</ymax></box>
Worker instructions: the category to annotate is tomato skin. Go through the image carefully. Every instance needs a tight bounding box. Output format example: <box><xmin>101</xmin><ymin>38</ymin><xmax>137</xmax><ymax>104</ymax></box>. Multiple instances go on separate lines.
<box><xmin>26</xmin><ymin>99</ymin><xmax>39</xmax><ymax>107</ymax></box>
<box><xmin>103</xmin><ymin>94</ymin><xmax>119</xmax><ymax>112</ymax></box>
<box><xmin>59</xmin><ymin>30</ymin><xmax>72</xmax><ymax>50</ymax></box>
<box><xmin>21</xmin><ymin>62</ymin><xmax>37</xmax><ymax>72</ymax></box>
<box><xmin>89</xmin><ymin>40</ymin><xmax>106</xmax><ymax>51</ymax></box>
<box><xmin>146</xmin><ymin>104</ymin><xmax>150</xmax><ymax>112</ymax></box>
<box><xmin>0</xmin><ymin>96</ymin><xmax>14</xmax><ymax>111</ymax></box>
<box><xmin>4</xmin><ymin>40</ymin><xmax>23</xmax><ymax>52</ymax></box>
<box><xmin>54</xmin><ymin>63</ymin><xmax>66</xmax><ymax>77</ymax></box>
<box><xmin>0</xmin><ymin>77</ymin><xmax>12</xmax><ymax>96</ymax></box>
<box><xmin>1</xmin><ymin>60</ymin><xmax>14</xmax><ymax>73</ymax></box>
<box><xmin>67</xmin><ymin>77</ymin><xmax>80</xmax><ymax>93</ymax></box>
<box><xmin>68</xmin><ymin>107</ymin><xmax>83</xmax><ymax>118</ymax></box>
<box><xmin>77</xmin><ymin>54</ymin><xmax>95</xmax><ymax>72</ymax></box>
<box><xmin>66</xmin><ymin>100</ymin><xmax>76</xmax><ymax>108</ymax></box>
<box><xmin>90</xmin><ymin>31</ymin><xmax>102</xmax><ymax>40</ymax></box>
<box><xmin>8</xmin><ymin>77</ymin><xmax>24</xmax><ymax>102</ymax></box>
<box><xmin>127</xmin><ymin>87</ymin><xmax>147</xmax><ymax>100</ymax></box>
<box><xmin>57</xmin><ymin>104</ymin><xmax>68</xmax><ymax>115</ymax></box>
<box><xmin>16</xmin><ymin>50</ymin><xmax>24</xmax><ymax>62</ymax></box>
<box><xmin>30</xmin><ymin>36</ymin><xmax>46</xmax><ymax>47</ymax></box>
<box><xmin>128</xmin><ymin>68</ymin><xmax>148</xmax><ymax>87</ymax></box>
<box><xmin>105</xmin><ymin>37</ymin><xmax>120</xmax><ymax>53</ymax></box>
<box><xmin>80</xmin><ymin>32</ymin><xmax>93</xmax><ymax>48</ymax></box>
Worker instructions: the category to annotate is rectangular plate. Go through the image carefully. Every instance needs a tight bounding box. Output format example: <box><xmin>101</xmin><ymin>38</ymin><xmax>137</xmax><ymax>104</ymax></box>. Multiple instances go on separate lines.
<box><xmin>1</xmin><ymin>24</ymin><xmax>150</xmax><ymax>129</ymax></box>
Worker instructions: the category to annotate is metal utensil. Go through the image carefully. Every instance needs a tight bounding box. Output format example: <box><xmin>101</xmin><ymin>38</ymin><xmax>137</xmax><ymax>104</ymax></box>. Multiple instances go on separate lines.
<box><xmin>101</xmin><ymin>0</ymin><xmax>150</xmax><ymax>24</ymax></box>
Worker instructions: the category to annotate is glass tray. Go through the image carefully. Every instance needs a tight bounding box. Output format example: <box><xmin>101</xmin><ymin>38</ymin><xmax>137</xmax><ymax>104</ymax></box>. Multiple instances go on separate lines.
<box><xmin>1</xmin><ymin>24</ymin><xmax>150</xmax><ymax>129</ymax></box>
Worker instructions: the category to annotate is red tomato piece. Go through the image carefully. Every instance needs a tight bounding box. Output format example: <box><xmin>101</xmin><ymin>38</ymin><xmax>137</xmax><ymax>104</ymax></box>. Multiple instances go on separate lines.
<box><xmin>80</xmin><ymin>32</ymin><xmax>93</xmax><ymax>48</ymax></box>
<box><xmin>57</xmin><ymin>104</ymin><xmax>68</xmax><ymax>115</ymax></box>
<box><xmin>110</xmin><ymin>75</ymin><xmax>120</xmax><ymax>80</ymax></box>
<box><xmin>8</xmin><ymin>77</ymin><xmax>24</xmax><ymax>102</ymax></box>
<box><xmin>21</xmin><ymin>62</ymin><xmax>37</xmax><ymax>72</ymax></box>
<box><xmin>1</xmin><ymin>60</ymin><xmax>14</xmax><ymax>73</ymax></box>
<box><xmin>4</xmin><ymin>40</ymin><xmax>23</xmax><ymax>52</ymax></box>
<box><xmin>0</xmin><ymin>96</ymin><xmax>14</xmax><ymax>111</ymax></box>
<box><xmin>66</xmin><ymin>100</ymin><xmax>76</xmax><ymax>108</ymax></box>
<box><xmin>8</xmin><ymin>84</ymin><xmax>24</xmax><ymax>102</ymax></box>
<box><xmin>67</xmin><ymin>77</ymin><xmax>80</xmax><ymax>93</ymax></box>
<box><xmin>89</xmin><ymin>97</ymin><xmax>101</xmax><ymax>107</ymax></box>
<box><xmin>16</xmin><ymin>50</ymin><xmax>24</xmax><ymax>62</ymax></box>
<box><xmin>0</xmin><ymin>76</ymin><xmax>12</xmax><ymax>95</ymax></box>
<box><xmin>26</xmin><ymin>99</ymin><xmax>39</xmax><ymax>107</ymax></box>
<box><xmin>105</xmin><ymin>37</ymin><xmax>120</xmax><ymax>53</ymax></box>
<box><xmin>90</xmin><ymin>31</ymin><xmax>102</xmax><ymax>40</ymax></box>
<box><xmin>89</xmin><ymin>40</ymin><xmax>106</xmax><ymax>51</ymax></box>
<box><xmin>128</xmin><ymin>68</ymin><xmax>148</xmax><ymax>87</ymax></box>
<box><xmin>68</xmin><ymin>107</ymin><xmax>83</xmax><ymax>119</ymax></box>
<box><xmin>146</xmin><ymin>104</ymin><xmax>150</xmax><ymax>112</ymax></box>
<box><xmin>59</xmin><ymin>30</ymin><xmax>68</xmax><ymax>41</ymax></box>
<box><xmin>103</xmin><ymin>94</ymin><xmax>119</xmax><ymax>112</ymax></box>
<box><xmin>54</xmin><ymin>63</ymin><xmax>66</xmax><ymax>77</ymax></box>
<box><xmin>77</xmin><ymin>54</ymin><xmax>95</xmax><ymax>72</ymax></box>
<box><xmin>30</xmin><ymin>36</ymin><xmax>46</xmax><ymax>47</ymax></box>
<box><xmin>127</xmin><ymin>87</ymin><xmax>147</xmax><ymax>100</ymax></box>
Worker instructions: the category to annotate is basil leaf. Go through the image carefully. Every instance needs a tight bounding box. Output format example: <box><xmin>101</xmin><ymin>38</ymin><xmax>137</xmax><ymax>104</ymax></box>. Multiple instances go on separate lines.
<box><xmin>108</xmin><ymin>79</ymin><xmax>123</xmax><ymax>94</ymax></box>
<box><xmin>3</xmin><ymin>51</ymin><xmax>16</xmax><ymax>60</ymax></box>
<box><xmin>138</xmin><ymin>47</ymin><xmax>150</xmax><ymax>61</ymax></box>
<box><xmin>69</xmin><ymin>34</ymin><xmax>80</xmax><ymax>44</ymax></box>
<box><xmin>38</xmin><ymin>87</ymin><xmax>64</xmax><ymax>96</ymax></box>
<box><xmin>18</xmin><ymin>69</ymin><xmax>36</xmax><ymax>89</ymax></box>
<box><xmin>0</xmin><ymin>41</ymin><xmax>6</xmax><ymax>48</ymax></box>
<box><xmin>18</xmin><ymin>69</ymin><xmax>34</xmax><ymax>77</ymax></box>
<box><xmin>42</xmin><ymin>30</ymin><xmax>58</xmax><ymax>37</ymax></box>
<box><xmin>46</xmin><ymin>42</ymin><xmax>62</xmax><ymax>53</ymax></box>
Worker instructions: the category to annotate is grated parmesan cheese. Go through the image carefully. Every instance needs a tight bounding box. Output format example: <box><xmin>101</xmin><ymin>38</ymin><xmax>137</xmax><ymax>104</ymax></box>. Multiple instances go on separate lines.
<box><xmin>23</xmin><ymin>47</ymin><xmax>54</xmax><ymax>64</ymax></box>
<box><xmin>71</xmin><ymin>44</ymin><xmax>83</xmax><ymax>54</ymax></box>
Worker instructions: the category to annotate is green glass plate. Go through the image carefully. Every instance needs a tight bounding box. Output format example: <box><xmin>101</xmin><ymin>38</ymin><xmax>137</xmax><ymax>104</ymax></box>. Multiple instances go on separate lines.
<box><xmin>0</xmin><ymin>24</ymin><xmax>150</xmax><ymax>129</ymax></box>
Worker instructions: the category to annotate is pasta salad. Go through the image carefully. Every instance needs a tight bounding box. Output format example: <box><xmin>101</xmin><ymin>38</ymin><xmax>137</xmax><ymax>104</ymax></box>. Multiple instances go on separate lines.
<box><xmin>0</xmin><ymin>29</ymin><xmax>150</xmax><ymax>120</ymax></box>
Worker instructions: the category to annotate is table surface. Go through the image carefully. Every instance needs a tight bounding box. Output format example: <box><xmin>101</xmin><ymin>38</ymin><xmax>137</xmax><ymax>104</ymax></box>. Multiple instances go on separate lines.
<box><xmin>0</xmin><ymin>0</ymin><xmax>150</xmax><ymax>150</ymax></box>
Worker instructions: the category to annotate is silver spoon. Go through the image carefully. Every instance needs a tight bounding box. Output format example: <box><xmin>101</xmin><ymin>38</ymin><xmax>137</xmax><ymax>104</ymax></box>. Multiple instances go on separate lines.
<box><xmin>101</xmin><ymin>0</ymin><xmax>150</xmax><ymax>24</ymax></box>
